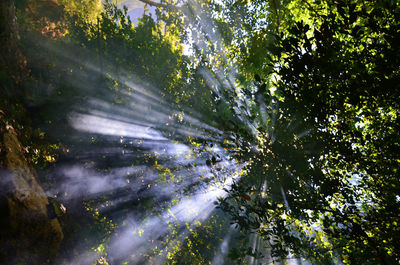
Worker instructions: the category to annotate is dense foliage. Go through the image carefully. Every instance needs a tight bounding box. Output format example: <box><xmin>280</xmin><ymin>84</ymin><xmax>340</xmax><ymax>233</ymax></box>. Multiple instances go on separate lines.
<box><xmin>216</xmin><ymin>0</ymin><xmax>400</xmax><ymax>264</ymax></box>
<box><xmin>2</xmin><ymin>0</ymin><xmax>399</xmax><ymax>264</ymax></box>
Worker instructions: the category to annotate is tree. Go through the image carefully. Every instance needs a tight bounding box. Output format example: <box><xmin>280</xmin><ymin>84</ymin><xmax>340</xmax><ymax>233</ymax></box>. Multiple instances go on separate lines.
<box><xmin>3</xmin><ymin>0</ymin><xmax>400</xmax><ymax>264</ymax></box>
<box><xmin>119</xmin><ymin>1</ymin><xmax>400</xmax><ymax>262</ymax></box>
<box><xmin>1</xmin><ymin>1</ymin><xmax>64</xmax><ymax>264</ymax></box>
<box><xmin>219</xmin><ymin>0</ymin><xmax>400</xmax><ymax>264</ymax></box>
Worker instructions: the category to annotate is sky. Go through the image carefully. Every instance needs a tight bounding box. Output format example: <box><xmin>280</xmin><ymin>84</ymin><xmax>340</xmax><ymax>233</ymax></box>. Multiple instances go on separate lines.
<box><xmin>116</xmin><ymin>0</ymin><xmax>158</xmax><ymax>24</ymax></box>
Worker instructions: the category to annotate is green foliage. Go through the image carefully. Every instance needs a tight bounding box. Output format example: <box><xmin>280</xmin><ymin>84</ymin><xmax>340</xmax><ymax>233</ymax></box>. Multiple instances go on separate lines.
<box><xmin>11</xmin><ymin>0</ymin><xmax>400</xmax><ymax>263</ymax></box>
<box><xmin>218</xmin><ymin>0</ymin><xmax>400</xmax><ymax>264</ymax></box>
<box><xmin>59</xmin><ymin>0</ymin><xmax>103</xmax><ymax>22</ymax></box>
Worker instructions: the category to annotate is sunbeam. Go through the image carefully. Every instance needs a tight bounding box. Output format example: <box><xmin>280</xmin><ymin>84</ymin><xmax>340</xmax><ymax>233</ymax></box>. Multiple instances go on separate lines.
<box><xmin>3</xmin><ymin>0</ymin><xmax>394</xmax><ymax>264</ymax></box>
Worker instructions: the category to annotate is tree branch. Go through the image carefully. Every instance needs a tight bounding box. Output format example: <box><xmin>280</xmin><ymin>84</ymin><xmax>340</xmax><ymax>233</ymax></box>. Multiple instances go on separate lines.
<box><xmin>300</xmin><ymin>0</ymin><xmax>319</xmax><ymax>16</ymax></box>
<box><xmin>137</xmin><ymin>0</ymin><xmax>180</xmax><ymax>10</ymax></box>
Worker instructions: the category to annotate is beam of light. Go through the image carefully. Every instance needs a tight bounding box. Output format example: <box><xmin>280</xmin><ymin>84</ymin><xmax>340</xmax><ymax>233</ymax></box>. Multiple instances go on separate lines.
<box><xmin>47</xmin><ymin>135</ymin><xmax>234</xmax><ymax>199</ymax></box>
<box><xmin>44</xmin><ymin>87</ymin><xmax>245</xmax><ymax>263</ymax></box>
<box><xmin>46</xmin><ymin>131</ymin><xmax>245</xmax><ymax>264</ymax></box>
<box><xmin>28</xmin><ymin>32</ymin><xmax>228</xmax><ymax>142</ymax></box>
<box><xmin>181</xmin><ymin>1</ymin><xmax>264</xmax><ymax>139</ymax></box>
<box><xmin>211</xmin><ymin>225</ymin><xmax>235</xmax><ymax>265</ymax></box>
<box><xmin>22</xmin><ymin>11</ymin><xmax>271</xmax><ymax>265</ymax></box>
<box><xmin>107</xmin><ymin>170</ymin><xmax>242</xmax><ymax>264</ymax></box>
<box><xmin>69</xmin><ymin>113</ymin><xmax>168</xmax><ymax>140</ymax></box>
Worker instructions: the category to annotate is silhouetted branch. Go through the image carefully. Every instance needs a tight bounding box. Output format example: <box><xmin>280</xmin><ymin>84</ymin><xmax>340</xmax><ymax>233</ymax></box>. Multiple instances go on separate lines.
<box><xmin>137</xmin><ymin>0</ymin><xmax>181</xmax><ymax>10</ymax></box>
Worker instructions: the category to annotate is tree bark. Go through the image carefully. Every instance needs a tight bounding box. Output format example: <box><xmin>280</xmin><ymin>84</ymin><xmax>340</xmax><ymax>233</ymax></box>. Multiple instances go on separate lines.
<box><xmin>0</xmin><ymin>0</ymin><xmax>26</xmax><ymax>99</ymax></box>
<box><xmin>0</xmin><ymin>1</ymin><xmax>64</xmax><ymax>263</ymax></box>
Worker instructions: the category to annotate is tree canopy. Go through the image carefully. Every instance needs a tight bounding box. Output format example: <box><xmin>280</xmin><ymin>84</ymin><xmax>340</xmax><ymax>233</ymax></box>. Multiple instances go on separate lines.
<box><xmin>1</xmin><ymin>0</ymin><xmax>400</xmax><ymax>264</ymax></box>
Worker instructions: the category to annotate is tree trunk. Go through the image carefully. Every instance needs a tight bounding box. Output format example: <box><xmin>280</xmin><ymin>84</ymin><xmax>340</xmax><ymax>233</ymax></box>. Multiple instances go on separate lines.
<box><xmin>0</xmin><ymin>0</ymin><xmax>64</xmax><ymax>263</ymax></box>
<box><xmin>0</xmin><ymin>0</ymin><xmax>26</xmax><ymax>98</ymax></box>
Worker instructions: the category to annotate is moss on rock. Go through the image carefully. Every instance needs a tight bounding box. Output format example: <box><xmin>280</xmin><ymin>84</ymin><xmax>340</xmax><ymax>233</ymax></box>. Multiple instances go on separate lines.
<box><xmin>0</xmin><ymin>117</ymin><xmax>63</xmax><ymax>264</ymax></box>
